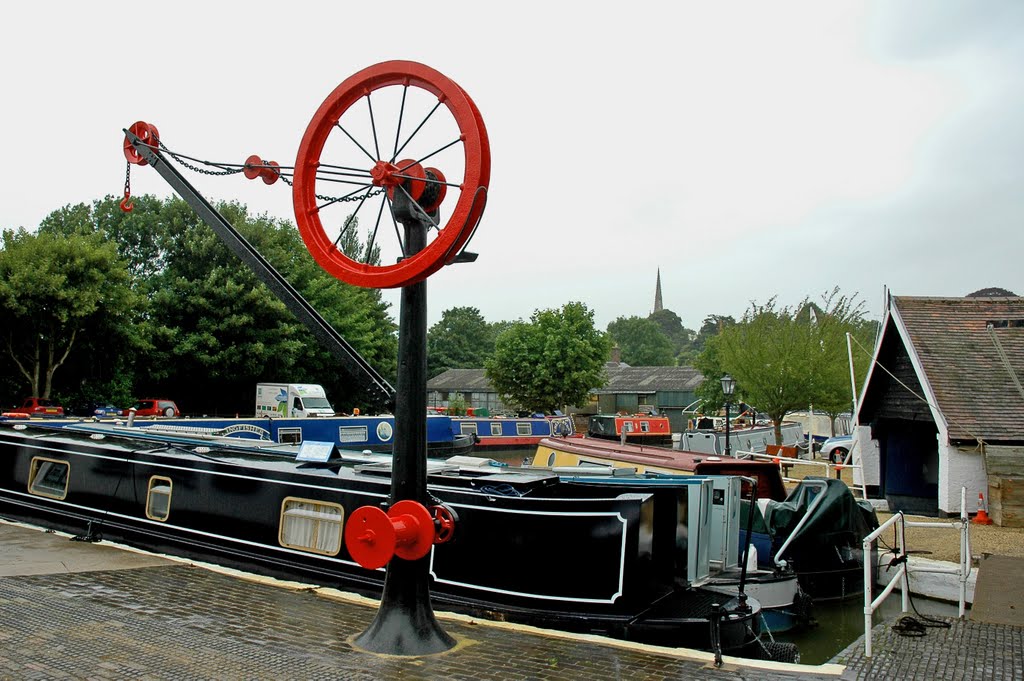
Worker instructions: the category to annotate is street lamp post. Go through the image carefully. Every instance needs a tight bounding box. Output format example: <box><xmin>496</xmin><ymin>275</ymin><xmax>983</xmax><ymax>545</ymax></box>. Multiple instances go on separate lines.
<box><xmin>721</xmin><ymin>374</ymin><xmax>736</xmax><ymax>457</ymax></box>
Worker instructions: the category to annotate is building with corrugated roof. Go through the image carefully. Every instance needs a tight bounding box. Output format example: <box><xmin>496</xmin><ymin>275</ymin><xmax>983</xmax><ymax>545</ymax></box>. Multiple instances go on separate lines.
<box><xmin>426</xmin><ymin>360</ymin><xmax>703</xmax><ymax>432</ymax></box>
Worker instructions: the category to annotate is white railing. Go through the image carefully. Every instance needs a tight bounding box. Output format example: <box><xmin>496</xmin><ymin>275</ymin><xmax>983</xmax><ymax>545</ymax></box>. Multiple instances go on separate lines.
<box><xmin>734</xmin><ymin>449</ymin><xmax>863</xmax><ymax>491</ymax></box>
<box><xmin>861</xmin><ymin>487</ymin><xmax>971</xmax><ymax>657</ymax></box>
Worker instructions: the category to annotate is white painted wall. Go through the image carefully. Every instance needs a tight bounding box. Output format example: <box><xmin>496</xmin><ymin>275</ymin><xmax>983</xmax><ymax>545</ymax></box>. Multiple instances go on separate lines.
<box><xmin>938</xmin><ymin>440</ymin><xmax>988</xmax><ymax>514</ymax></box>
<box><xmin>853</xmin><ymin>425</ymin><xmax>880</xmax><ymax>487</ymax></box>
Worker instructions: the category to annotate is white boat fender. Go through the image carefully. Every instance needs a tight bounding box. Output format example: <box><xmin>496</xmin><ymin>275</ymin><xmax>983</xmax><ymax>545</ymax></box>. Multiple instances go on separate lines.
<box><xmin>746</xmin><ymin>544</ymin><xmax>758</xmax><ymax>573</ymax></box>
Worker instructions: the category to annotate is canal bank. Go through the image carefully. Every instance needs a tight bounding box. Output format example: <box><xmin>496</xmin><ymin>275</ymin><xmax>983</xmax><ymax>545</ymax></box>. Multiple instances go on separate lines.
<box><xmin>0</xmin><ymin>519</ymin><xmax>838</xmax><ymax>680</ymax></box>
<box><xmin>2</xmin><ymin>519</ymin><xmax>1023</xmax><ymax>679</ymax></box>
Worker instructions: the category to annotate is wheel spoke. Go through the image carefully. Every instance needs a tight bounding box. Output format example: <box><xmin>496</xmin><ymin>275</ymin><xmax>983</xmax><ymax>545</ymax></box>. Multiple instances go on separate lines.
<box><xmin>404</xmin><ymin>138</ymin><xmax>463</xmax><ymax>169</ymax></box>
<box><xmin>365</xmin><ymin>197</ymin><xmax>389</xmax><ymax>264</ymax></box>
<box><xmin>391</xmin><ymin>85</ymin><xmax>409</xmax><ymax>163</ymax></box>
<box><xmin>317</xmin><ymin>184</ymin><xmax>375</xmax><ymax>212</ymax></box>
<box><xmin>366</xmin><ymin>93</ymin><xmax>382</xmax><ymax>161</ymax></box>
<box><xmin>394</xmin><ymin>183</ymin><xmax>439</xmax><ymax>229</ymax></box>
<box><xmin>392</xmin><ymin>100</ymin><xmax>443</xmax><ymax>162</ymax></box>
<box><xmin>334</xmin><ymin>121</ymin><xmax>378</xmax><ymax>164</ymax></box>
<box><xmin>331</xmin><ymin>214</ymin><xmax>357</xmax><ymax>249</ymax></box>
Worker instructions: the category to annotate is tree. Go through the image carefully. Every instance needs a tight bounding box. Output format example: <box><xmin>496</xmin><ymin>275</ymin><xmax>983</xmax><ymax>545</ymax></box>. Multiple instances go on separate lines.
<box><xmin>606</xmin><ymin>316</ymin><xmax>675</xmax><ymax>366</ymax></box>
<box><xmin>427</xmin><ymin>306</ymin><xmax>496</xmax><ymax>378</ymax></box>
<box><xmin>649</xmin><ymin>308</ymin><xmax>696</xmax><ymax>361</ymax></box>
<box><xmin>0</xmin><ymin>196</ymin><xmax>399</xmax><ymax>415</ymax></box>
<box><xmin>798</xmin><ymin>289</ymin><xmax>875</xmax><ymax>434</ymax></box>
<box><xmin>141</xmin><ymin>200</ymin><xmax>397</xmax><ymax>414</ymax></box>
<box><xmin>692</xmin><ymin>315</ymin><xmax>736</xmax><ymax>354</ymax></box>
<box><xmin>0</xmin><ymin>228</ymin><xmax>137</xmax><ymax>398</ymax></box>
<box><xmin>485</xmin><ymin>302</ymin><xmax>609</xmax><ymax>413</ymax></box>
<box><xmin>707</xmin><ymin>298</ymin><xmax>814</xmax><ymax>445</ymax></box>
<box><xmin>704</xmin><ymin>291</ymin><xmax>871</xmax><ymax>444</ymax></box>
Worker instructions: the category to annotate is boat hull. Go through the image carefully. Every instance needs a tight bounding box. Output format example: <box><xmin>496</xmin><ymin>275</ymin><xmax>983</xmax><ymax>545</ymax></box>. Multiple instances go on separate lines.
<box><xmin>452</xmin><ymin>415</ymin><xmax>576</xmax><ymax>451</ymax></box>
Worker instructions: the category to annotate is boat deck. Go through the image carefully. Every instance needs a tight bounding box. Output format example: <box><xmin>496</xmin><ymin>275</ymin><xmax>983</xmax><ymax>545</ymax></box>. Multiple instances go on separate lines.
<box><xmin>1</xmin><ymin>520</ymin><xmax>1021</xmax><ymax>680</ymax></box>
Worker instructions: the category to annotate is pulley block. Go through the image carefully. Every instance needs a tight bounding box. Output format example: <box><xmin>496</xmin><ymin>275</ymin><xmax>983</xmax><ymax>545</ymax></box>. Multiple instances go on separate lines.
<box><xmin>243</xmin><ymin>154</ymin><xmax>281</xmax><ymax>185</ymax></box>
<box><xmin>123</xmin><ymin>121</ymin><xmax>160</xmax><ymax>166</ymax></box>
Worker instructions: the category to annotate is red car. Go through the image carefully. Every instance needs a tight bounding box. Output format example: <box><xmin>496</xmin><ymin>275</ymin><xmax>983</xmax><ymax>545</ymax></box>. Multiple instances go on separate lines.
<box><xmin>9</xmin><ymin>397</ymin><xmax>64</xmax><ymax>417</ymax></box>
<box><xmin>124</xmin><ymin>399</ymin><xmax>180</xmax><ymax>418</ymax></box>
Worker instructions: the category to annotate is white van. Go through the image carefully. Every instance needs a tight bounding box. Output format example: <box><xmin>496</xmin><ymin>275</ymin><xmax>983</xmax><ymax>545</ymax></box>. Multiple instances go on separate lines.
<box><xmin>255</xmin><ymin>383</ymin><xmax>335</xmax><ymax>418</ymax></box>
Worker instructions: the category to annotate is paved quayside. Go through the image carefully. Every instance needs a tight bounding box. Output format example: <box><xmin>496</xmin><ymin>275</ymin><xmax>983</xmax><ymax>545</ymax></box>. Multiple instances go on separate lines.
<box><xmin>1</xmin><ymin>520</ymin><xmax>1022</xmax><ymax>680</ymax></box>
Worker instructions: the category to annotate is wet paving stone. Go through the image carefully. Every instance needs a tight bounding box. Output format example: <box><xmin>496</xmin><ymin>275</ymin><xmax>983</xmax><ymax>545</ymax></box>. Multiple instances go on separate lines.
<box><xmin>835</xmin><ymin>617</ymin><xmax>1024</xmax><ymax>681</ymax></box>
<box><xmin>0</xmin><ymin>564</ymin><xmax>831</xmax><ymax>680</ymax></box>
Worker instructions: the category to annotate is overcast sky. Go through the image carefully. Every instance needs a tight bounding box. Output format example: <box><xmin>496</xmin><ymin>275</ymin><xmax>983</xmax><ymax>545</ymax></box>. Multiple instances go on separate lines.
<box><xmin>3</xmin><ymin>1</ymin><xmax>1022</xmax><ymax>332</ymax></box>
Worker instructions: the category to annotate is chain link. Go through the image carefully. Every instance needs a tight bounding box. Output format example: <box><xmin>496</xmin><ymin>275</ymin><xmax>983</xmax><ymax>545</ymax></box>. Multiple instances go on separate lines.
<box><xmin>158</xmin><ymin>141</ymin><xmax>245</xmax><ymax>176</ymax></box>
<box><xmin>157</xmin><ymin>140</ymin><xmax>382</xmax><ymax>204</ymax></box>
<box><xmin>278</xmin><ymin>174</ymin><xmax>384</xmax><ymax>203</ymax></box>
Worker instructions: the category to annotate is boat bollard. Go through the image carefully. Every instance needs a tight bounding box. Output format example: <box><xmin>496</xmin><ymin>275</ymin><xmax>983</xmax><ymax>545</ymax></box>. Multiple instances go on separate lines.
<box><xmin>345</xmin><ymin>500</ymin><xmax>452</xmax><ymax>570</ymax></box>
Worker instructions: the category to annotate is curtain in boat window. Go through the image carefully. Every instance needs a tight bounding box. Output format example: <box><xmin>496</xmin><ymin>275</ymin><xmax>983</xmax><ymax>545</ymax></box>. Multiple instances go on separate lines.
<box><xmin>280</xmin><ymin>499</ymin><xmax>344</xmax><ymax>555</ymax></box>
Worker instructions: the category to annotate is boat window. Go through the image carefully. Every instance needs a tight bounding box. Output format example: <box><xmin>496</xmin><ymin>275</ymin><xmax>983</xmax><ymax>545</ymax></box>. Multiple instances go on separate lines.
<box><xmin>623</xmin><ymin>422</ymin><xmax>634</xmax><ymax>432</ymax></box>
<box><xmin>278</xmin><ymin>427</ymin><xmax>302</xmax><ymax>445</ymax></box>
<box><xmin>146</xmin><ymin>476</ymin><xmax>173</xmax><ymax>521</ymax></box>
<box><xmin>460</xmin><ymin>423</ymin><xmax>479</xmax><ymax>436</ymax></box>
<box><xmin>516</xmin><ymin>423</ymin><xmax>532</xmax><ymax>436</ymax></box>
<box><xmin>279</xmin><ymin>497</ymin><xmax>344</xmax><ymax>556</ymax></box>
<box><xmin>546</xmin><ymin>451</ymin><xmax>556</xmax><ymax>467</ymax></box>
<box><xmin>490</xmin><ymin>422</ymin><xmax>502</xmax><ymax>436</ymax></box>
<box><xmin>640</xmin><ymin>421</ymin><xmax>650</xmax><ymax>432</ymax></box>
<box><xmin>338</xmin><ymin>426</ymin><xmax>368</xmax><ymax>443</ymax></box>
<box><xmin>28</xmin><ymin>458</ymin><xmax>69</xmax><ymax>500</ymax></box>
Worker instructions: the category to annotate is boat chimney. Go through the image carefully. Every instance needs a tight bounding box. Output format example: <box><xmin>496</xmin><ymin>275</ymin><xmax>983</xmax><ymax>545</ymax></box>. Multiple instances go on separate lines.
<box><xmin>126</xmin><ymin>407</ymin><xmax>136</xmax><ymax>428</ymax></box>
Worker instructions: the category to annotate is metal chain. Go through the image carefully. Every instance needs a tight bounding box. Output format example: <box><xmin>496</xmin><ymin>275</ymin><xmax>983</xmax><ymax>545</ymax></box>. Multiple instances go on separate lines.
<box><xmin>123</xmin><ymin>162</ymin><xmax>131</xmax><ymax>197</ymax></box>
<box><xmin>156</xmin><ymin>140</ymin><xmax>382</xmax><ymax>204</ymax></box>
<box><xmin>278</xmin><ymin>174</ymin><xmax>385</xmax><ymax>204</ymax></box>
<box><xmin>158</xmin><ymin>141</ymin><xmax>246</xmax><ymax>176</ymax></box>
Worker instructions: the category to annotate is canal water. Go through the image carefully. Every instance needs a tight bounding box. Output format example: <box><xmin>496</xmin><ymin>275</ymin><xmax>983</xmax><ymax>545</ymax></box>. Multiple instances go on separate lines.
<box><xmin>482</xmin><ymin>447</ymin><xmax>963</xmax><ymax>665</ymax></box>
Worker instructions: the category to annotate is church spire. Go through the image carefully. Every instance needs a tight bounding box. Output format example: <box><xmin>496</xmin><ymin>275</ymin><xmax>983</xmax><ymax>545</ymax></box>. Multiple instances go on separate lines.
<box><xmin>654</xmin><ymin>268</ymin><xmax>663</xmax><ymax>313</ymax></box>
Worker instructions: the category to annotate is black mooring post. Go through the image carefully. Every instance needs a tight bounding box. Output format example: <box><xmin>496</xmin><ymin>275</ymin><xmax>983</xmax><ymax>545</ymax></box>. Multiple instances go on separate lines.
<box><xmin>354</xmin><ymin>193</ymin><xmax>454</xmax><ymax>655</ymax></box>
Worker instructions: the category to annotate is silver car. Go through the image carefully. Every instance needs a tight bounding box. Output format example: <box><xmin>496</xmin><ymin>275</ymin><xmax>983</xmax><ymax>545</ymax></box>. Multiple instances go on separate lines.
<box><xmin>820</xmin><ymin>435</ymin><xmax>853</xmax><ymax>464</ymax></box>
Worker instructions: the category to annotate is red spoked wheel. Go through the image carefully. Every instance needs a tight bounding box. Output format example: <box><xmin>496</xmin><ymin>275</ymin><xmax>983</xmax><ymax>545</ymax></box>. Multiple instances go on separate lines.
<box><xmin>293</xmin><ymin>61</ymin><xmax>490</xmax><ymax>289</ymax></box>
<box><xmin>430</xmin><ymin>503</ymin><xmax>459</xmax><ymax>544</ymax></box>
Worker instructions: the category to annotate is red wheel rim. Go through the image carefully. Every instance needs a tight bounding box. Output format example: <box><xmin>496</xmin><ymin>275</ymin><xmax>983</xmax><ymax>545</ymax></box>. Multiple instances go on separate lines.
<box><xmin>293</xmin><ymin>61</ymin><xmax>490</xmax><ymax>289</ymax></box>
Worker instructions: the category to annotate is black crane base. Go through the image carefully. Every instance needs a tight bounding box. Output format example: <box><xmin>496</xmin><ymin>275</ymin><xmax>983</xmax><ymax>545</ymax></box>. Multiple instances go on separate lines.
<box><xmin>353</xmin><ymin>560</ymin><xmax>456</xmax><ymax>655</ymax></box>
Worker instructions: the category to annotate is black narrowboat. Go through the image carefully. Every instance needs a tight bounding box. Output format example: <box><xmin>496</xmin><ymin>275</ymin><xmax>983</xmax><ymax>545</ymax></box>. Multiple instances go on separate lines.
<box><xmin>0</xmin><ymin>420</ymin><xmax>794</xmax><ymax>662</ymax></box>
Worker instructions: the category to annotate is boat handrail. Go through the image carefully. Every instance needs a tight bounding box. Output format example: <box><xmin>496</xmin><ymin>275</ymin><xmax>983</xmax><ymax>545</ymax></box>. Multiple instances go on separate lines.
<box><xmin>736</xmin><ymin>450</ymin><xmax>868</xmax><ymax>497</ymax></box>
<box><xmin>861</xmin><ymin>486</ymin><xmax>970</xmax><ymax>658</ymax></box>
<box><xmin>771</xmin><ymin>478</ymin><xmax>828</xmax><ymax>566</ymax></box>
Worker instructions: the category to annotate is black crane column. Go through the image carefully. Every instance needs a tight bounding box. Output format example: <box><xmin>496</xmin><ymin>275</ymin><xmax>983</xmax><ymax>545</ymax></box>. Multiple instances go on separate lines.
<box><xmin>353</xmin><ymin>193</ymin><xmax>454</xmax><ymax>654</ymax></box>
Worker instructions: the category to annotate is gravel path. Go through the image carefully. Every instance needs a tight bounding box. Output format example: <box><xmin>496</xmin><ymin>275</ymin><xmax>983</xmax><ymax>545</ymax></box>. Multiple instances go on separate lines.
<box><xmin>779</xmin><ymin>461</ymin><xmax>1024</xmax><ymax>565</ymax></box>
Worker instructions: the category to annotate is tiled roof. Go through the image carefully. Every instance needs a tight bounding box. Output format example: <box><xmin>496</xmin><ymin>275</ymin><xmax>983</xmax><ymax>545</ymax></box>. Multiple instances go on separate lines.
<box><xmin>427</xmin><ymin>365</ymin><xmax>704</xmax><ymax>394</ymax></box>
<box><xmin>894</xmin><ymin>296</ymin><xmax>1024</xmax><ymax>442</ymax></box>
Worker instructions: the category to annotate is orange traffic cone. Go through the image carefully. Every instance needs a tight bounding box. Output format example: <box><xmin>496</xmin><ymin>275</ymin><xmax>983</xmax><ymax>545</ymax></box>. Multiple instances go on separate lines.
<box><xmin>973</xmin><ymin>492</ymin><xmax>993</xmax><ymax>525</ymax></box>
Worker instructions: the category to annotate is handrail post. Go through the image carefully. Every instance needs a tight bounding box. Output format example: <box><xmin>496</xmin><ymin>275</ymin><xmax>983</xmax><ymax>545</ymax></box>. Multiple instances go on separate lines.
<box><xmin>863</xmin><ymin>532</ymin><xmax>873</xmax><ymax>657</ymax></box>
<box><xmin>959</xmin><ymin>486</ymin><xmax>969</xmax><ymax>618</ymax></box>
<box><xmin>899</xmin><ymin>511</ymin><xmax>909</xmax><ymax>613</ymax></box>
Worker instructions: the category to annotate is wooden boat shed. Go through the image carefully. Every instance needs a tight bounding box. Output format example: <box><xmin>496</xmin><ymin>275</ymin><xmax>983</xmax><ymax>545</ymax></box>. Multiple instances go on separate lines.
<box><xmin>854</xmin><ymin>294</ymin><xmax>1024</xmax><ymax>525</ymax></box>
